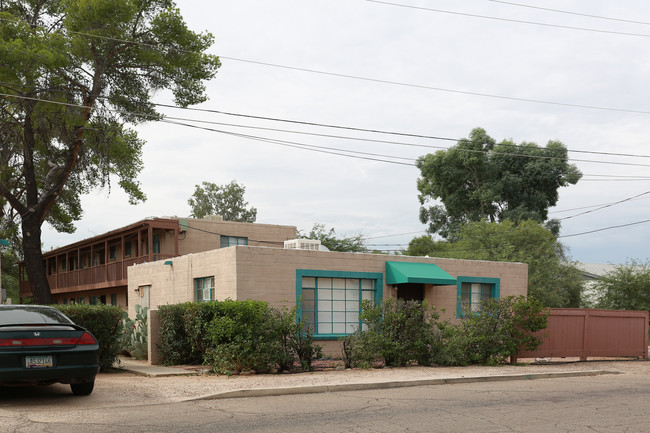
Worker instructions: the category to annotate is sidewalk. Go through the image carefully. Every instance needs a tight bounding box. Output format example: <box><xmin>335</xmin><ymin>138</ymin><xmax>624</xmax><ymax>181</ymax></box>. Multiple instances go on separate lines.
<box><xmin>113</xmin><ymin>357</ymin><xmax>641</xmax><ymax>401</ymax></box>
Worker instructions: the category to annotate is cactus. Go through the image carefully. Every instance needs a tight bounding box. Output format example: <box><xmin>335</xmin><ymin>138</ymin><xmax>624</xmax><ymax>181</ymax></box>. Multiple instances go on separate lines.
<box><xmin>122</xmin><ymin>304</ymin><xmax>149</xmax><ymax>360</ymax></box>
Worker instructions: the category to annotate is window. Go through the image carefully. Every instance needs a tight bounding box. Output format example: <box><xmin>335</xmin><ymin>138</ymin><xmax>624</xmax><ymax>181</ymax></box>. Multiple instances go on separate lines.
<box><xmin>109</xmin><ymin>245</ymin><xmax>116</xmax><ymax>260</ymax></box>
<box><xmin>124</xmin><ymin>241</ymin><xmax>132</xmax><ymax>257</ymax></box>
<box><xmin>220</xmin><ymin>236</ymin><xmax>247</xmax><ymax>248</ymax></box>
<box><xmin>111</xmin><ymin>293</ymin><xmax>118</xmax><ymax>306</ymax></box>
<box><xmin>456</xmin><ymin>277</ymin><xmax>500</xmax><ymax>316</ymax></box>
<box><xmin>90</xmin><ymin>296</ymin><xmax>99</xmax><ymax>305</ymax></box>
<box><xmin>195</xmin><ymin>276</ymin><xmax>215</xmax><ymax>302</ymax></box>
<box><xmin>297</xmin><ymin>270</ymin><xmax>382</xmax><ymax>338</ymax></box>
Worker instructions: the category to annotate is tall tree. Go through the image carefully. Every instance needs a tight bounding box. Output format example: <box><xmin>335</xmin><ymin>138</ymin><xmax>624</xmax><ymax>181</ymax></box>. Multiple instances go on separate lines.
<box><xmin>300</xmin><ymin>223</ymin><xmax>367</xmax><ymax>253</ymax></box>
<box><xmin>593</xmin><ymin>260</ymin><xmax>650</xmax><ymax>311</ymax></box>
<box><xmin>404</xmin><ymin>220</ymin><xmax>583</xmax><ymax>308</ymax></box>
<box><xmin>0</xmin><ymin>0</ymin><xmax>220</xmax><ymax>303</ymax></box>
<box><xmin>416</xmin><ymin>128</ymin><xmax>582</xmax><ymax>240</ymax></box>
<box><xmin>188</xmin><ymin>181</ymin><xmax>257</xmax><ymax>223</ymax></box>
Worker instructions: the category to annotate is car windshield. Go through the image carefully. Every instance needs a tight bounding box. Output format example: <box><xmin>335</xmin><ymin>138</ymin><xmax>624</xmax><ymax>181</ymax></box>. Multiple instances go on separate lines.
<box><xmin>0</xmin><ymin>306</ymin><xmax>74</xmax><ymax>325</ymax></box>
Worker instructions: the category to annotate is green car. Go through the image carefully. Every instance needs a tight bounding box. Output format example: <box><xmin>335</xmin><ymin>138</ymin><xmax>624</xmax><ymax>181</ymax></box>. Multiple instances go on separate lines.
<box><xmin>0</xmin><ymin>305</ymin><xmax>99</xmax><ymax>395</ymax></box>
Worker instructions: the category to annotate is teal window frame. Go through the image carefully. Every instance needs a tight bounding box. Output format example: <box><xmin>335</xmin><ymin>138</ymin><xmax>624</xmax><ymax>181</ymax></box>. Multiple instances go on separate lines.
<box><xmin>296</xmin><ymin>269</ymin><xmax>383</xmax><ymax>339</ymax></box>
<box><xmin>456</xmin><ymin>276</ymin><xmax>500</xmax><ymax>317</ymax></box>
<box><xmin>195</xmin><ymin>276</ymin><xmax>215</xmax><ymax>302</ymax></box>
<box><xmin>220</xmin><ymin>236</ymin><xmax>248</xmax><ymax>248</ymax></box>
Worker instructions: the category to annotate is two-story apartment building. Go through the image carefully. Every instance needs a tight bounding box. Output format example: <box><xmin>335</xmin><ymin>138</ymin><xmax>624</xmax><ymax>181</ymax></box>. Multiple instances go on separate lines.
<box><xmin>18</xmin><ymin>217</ymin><xmax>298</xmax><ymax>307</ymax></box>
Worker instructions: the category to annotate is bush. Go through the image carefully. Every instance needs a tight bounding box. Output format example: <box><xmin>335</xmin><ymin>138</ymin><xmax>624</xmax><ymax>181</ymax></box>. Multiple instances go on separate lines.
<box><xmin>204</xmin><ymin>299</ymin><xmax>281</xmax><ymax>374</ymax></box>
<box><xmin>273</xmin><ymin>305</ymin><xmax>322</xmax><ymax>371</ymax></box>
<box><xmin>437</xmin><ymin>296</ymin><xmax>549</xmax><ymax>365</ymax></box>
<box><xmin>157</xmin><ymin>300</ymin><xmax>323</xmax><ymax>373</ymax></box>
<box><xmin>158</xmin><ymin>303</ymin><xmax>202</xmax><ymax>365</ymax></box>
<box><xmin>342</xmin><ymin>298</ymin><xmax>442</xmax><ymax>368</ymax></box>
<box><xmin>183</xmin><ymin>301</ymin><xmax>226</xmax><ymax>359</ymax></box>
<box><xmin>342</xmin><ymin>296</ymin><xmax>548</xmax><ymax>368</ymax></box>
<box><xmin>54</xmin><ymin>304</ymin><xmax>124</xmax><ymax>370</ymax></box>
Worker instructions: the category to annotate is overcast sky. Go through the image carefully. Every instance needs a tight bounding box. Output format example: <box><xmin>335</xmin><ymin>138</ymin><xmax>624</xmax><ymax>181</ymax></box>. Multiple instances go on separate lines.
<box><xmin>42</xmin><ymin>0</ymin><xmax>650</xmax><ymax>265</ymax></box>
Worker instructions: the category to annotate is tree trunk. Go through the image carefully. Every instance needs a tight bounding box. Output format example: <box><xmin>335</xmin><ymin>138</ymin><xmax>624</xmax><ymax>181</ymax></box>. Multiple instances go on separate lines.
<box><xmin>21</xmin><ymin>214</ymin><xmax>51</xmax><ymax>304</ymax></box>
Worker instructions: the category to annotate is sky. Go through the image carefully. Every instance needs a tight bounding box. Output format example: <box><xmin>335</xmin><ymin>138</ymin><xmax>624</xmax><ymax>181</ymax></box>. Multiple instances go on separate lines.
<box><xmin>41</xmin><ymin>0</ymin><xmax>650</xmax><ymax>265</ymax></box>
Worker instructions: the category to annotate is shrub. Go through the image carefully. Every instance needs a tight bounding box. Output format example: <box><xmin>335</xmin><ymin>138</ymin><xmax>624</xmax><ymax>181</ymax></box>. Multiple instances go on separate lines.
<box><xmin>273</xmin><ymin>305</ymin><xmax>322</xmax><ymax>371</ymax></box>
<box><xmin>203</xmin><ymin>299</ymin><xmax>282</xmax><ymax>374</ymax></box>
<box><xmin>54</xmin><ymin>304</ymin><xmax>124</xmax><ymax>370</ymax></box>
<box><xmin>342</xmin><ymin>298</ymin><xmax>442</xmax><ymax>368</ymax></box>
<box><xmin>183</xmin><ymin>301</ymin><xmax>225</xmax><ymax>358</ymax></box>
<box><xmin>158</xmin><ymin>303</ymin><xmax>202</xmax><ymax>365</ymax></box>
<box><xmin>437</xmin><ymin>296</ymin><xmax>549</xmax><ymax>365</ymax></box>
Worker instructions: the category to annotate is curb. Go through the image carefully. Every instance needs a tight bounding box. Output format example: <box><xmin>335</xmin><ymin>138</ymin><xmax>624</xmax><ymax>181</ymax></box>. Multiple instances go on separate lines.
<box><xmin>183</xmin><ymin>369</ymin><xmax>621</xmax><ymax>401</ymax></box>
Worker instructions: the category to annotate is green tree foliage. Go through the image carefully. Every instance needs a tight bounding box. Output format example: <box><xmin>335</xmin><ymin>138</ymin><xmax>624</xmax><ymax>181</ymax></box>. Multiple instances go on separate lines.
<box><xmin>300</xmin><ymin>223</ymin><xmax>367</xmax><ymax>253</ymax></box>
<box><xmin>594</xmin><ymin>260</ymin><xmax>650</xmax><ymax>311</ymax></box>
<box><xmin>0</xmin><ymin>246</ymin><xmax>20</xmax><ymax>302</ymax></box>
<box><xmin>404</xmin><ymin>221</ymin><xmax>583</xmax><ymax>308</ymax></box>
<box><xmin>188</xmin><ymin>180</ymin><xmax>257</xmax><ymax>222</ymax></box>
<box><xmin>0</xmin><ymin>0</ymin><xmax>220</xmax><ymax>303</ymax></box>
<box><xmin>416</xmin><ymin>127</ymin><xmax>582</xmax><ymax>239</ymax></box>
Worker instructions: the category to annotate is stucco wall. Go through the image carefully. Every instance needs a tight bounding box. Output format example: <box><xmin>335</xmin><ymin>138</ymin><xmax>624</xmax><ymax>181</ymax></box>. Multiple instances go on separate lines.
<box><xmin>129</xmin><ymin>245</ymin><xmax>528</xmax><ymax>359</ymax></box>
<box><xmin>127</xmin><ymin>248</ymin><xmax>239</xmax><ymax>318</ymax></box>
<box><xmin>233</xmin><ymin>247</ymin><xmax>527</xmax><ymax>314</ymax></box>
<box><xmin>128</xmin><ymin>245</ymin><xmax>527</xmax><ymax>320</ymax></box>
<box><xmin>178</xmin><ymin>218</ymin><xmax>297</xmax><ymax>256</ymax></box>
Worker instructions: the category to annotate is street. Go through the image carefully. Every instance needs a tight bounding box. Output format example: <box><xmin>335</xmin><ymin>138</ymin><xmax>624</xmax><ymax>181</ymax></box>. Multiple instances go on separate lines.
<box><xmin>1</xmin><ymin>371</ymin><xmax>649</xmax><ymax>432</ymax></box>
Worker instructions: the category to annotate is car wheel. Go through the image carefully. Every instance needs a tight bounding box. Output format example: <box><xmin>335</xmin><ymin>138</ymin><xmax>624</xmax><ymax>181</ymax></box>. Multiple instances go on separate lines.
<box><xmin>70</xmin><ymin>381</ymin><xmax>94</xmax><ymax>396</ymax></box>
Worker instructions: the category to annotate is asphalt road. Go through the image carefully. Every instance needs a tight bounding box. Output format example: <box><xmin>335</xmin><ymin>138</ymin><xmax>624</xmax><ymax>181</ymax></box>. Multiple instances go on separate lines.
<box><xmin>2</xmin><ymin>372</ymin><xmax>649</xmax><ymax>432</ymax></box>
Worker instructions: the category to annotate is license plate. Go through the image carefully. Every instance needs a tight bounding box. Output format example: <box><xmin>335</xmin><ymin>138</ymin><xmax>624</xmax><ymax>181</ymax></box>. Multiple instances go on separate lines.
<box><xmin>25</xmin><ymin>355</ymin><xmax>53</xmax><ymax>368</ymax></box>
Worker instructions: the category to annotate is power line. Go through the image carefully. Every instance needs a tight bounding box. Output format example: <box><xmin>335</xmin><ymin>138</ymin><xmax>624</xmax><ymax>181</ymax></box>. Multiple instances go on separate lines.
<box><xmin>4</xmin><ymin>82</ymin><xmax>650</xmax><ymax>166</ymax></box>
<box><xmin>558</xmin><ymin>190</ymin><xmax>650</xmax><ymax>221</ymax></box>
<box><xmin>487</xmin><ymin>0</ymin><xmax>650</xmax><ymax>26</ymax></box>
<box><xmin>551</xmin><ymin>195</ymin><xmax>650</xmax><ymax>214</ymax></box>
<box><xmin>160</xmin><ymin>119</ymin><xmax>416</xmax><ymax>166</ymax></box>
<box><xmin>157</xmin><ymin>103</ymin><xmax>650</xmax><ymax>160</ymax></box>
<box><xmin>4</xmin><ymin>16</ymin><xmax>650</xmax><ymax>117</ymax></box>
<box><xmin>367</xmin><ymin>0</ymin><xmax>650</xmax><ymax>38</ymax></box>
<box><xmin>560</xmin><ymin>218</ymin><xmax>650</xmax><ymax>238</ymax></box>
<box><xmin>6</xmin><ymin>90</ymin><xmax>650</xmax><ymax>170</ymax></box>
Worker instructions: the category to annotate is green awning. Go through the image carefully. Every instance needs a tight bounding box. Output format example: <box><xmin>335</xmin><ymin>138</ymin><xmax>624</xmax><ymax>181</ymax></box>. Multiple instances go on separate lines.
<box><xmin>385</xmin><ymin>261</ymin><xmax>457</xmax><ymax>285</ymax></box>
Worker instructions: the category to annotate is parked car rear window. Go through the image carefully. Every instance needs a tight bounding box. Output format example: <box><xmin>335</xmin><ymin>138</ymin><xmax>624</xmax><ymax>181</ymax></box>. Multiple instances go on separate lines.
<box><xmin>0</xmin><ymin>306</ymin><xmax>74</xmax><ymax>325</ymax></box>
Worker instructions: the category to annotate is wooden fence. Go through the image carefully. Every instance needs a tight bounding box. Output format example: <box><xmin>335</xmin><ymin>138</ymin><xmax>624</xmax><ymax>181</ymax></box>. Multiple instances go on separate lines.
<box><xmin>514</xmin><ymin>308</ymin><xmax>648</xmax><ymax>362</ymax></box>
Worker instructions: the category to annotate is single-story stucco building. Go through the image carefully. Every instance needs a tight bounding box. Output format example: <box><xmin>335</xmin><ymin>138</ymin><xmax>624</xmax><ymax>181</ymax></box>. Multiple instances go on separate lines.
<box><xmin>127</xmin><ymin>243</ymin><xmax>528</xmax><ymax>355</ymax></box>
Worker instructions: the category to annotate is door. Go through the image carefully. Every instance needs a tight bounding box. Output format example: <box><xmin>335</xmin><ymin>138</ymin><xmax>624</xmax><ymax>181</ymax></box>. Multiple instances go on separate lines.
<box><xmin>396</xmin><ymin>283</ymin><xmax>424</xmax><ymax>302</ymax></box>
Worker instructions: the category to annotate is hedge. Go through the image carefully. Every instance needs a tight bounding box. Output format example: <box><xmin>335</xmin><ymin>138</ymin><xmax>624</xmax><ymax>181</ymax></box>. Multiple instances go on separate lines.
<box><xmin>54</xmin><ymin>304</ymin><xmax>124</xmax><ymax>370</ymax></box>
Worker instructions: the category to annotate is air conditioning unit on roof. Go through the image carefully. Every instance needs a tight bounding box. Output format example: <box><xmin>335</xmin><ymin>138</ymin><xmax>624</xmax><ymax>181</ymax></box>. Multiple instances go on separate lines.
<box><xmin>284</xmin><ymin>239</ymin><xmax>322</xmax><ymax>251</ymax></box>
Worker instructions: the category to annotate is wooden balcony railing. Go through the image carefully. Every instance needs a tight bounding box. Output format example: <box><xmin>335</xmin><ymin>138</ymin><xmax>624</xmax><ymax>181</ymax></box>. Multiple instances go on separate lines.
<box><xmin>22</xmin><ymin>254</ymin><xmax>175</xmax><ymax>296</ymax></box>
